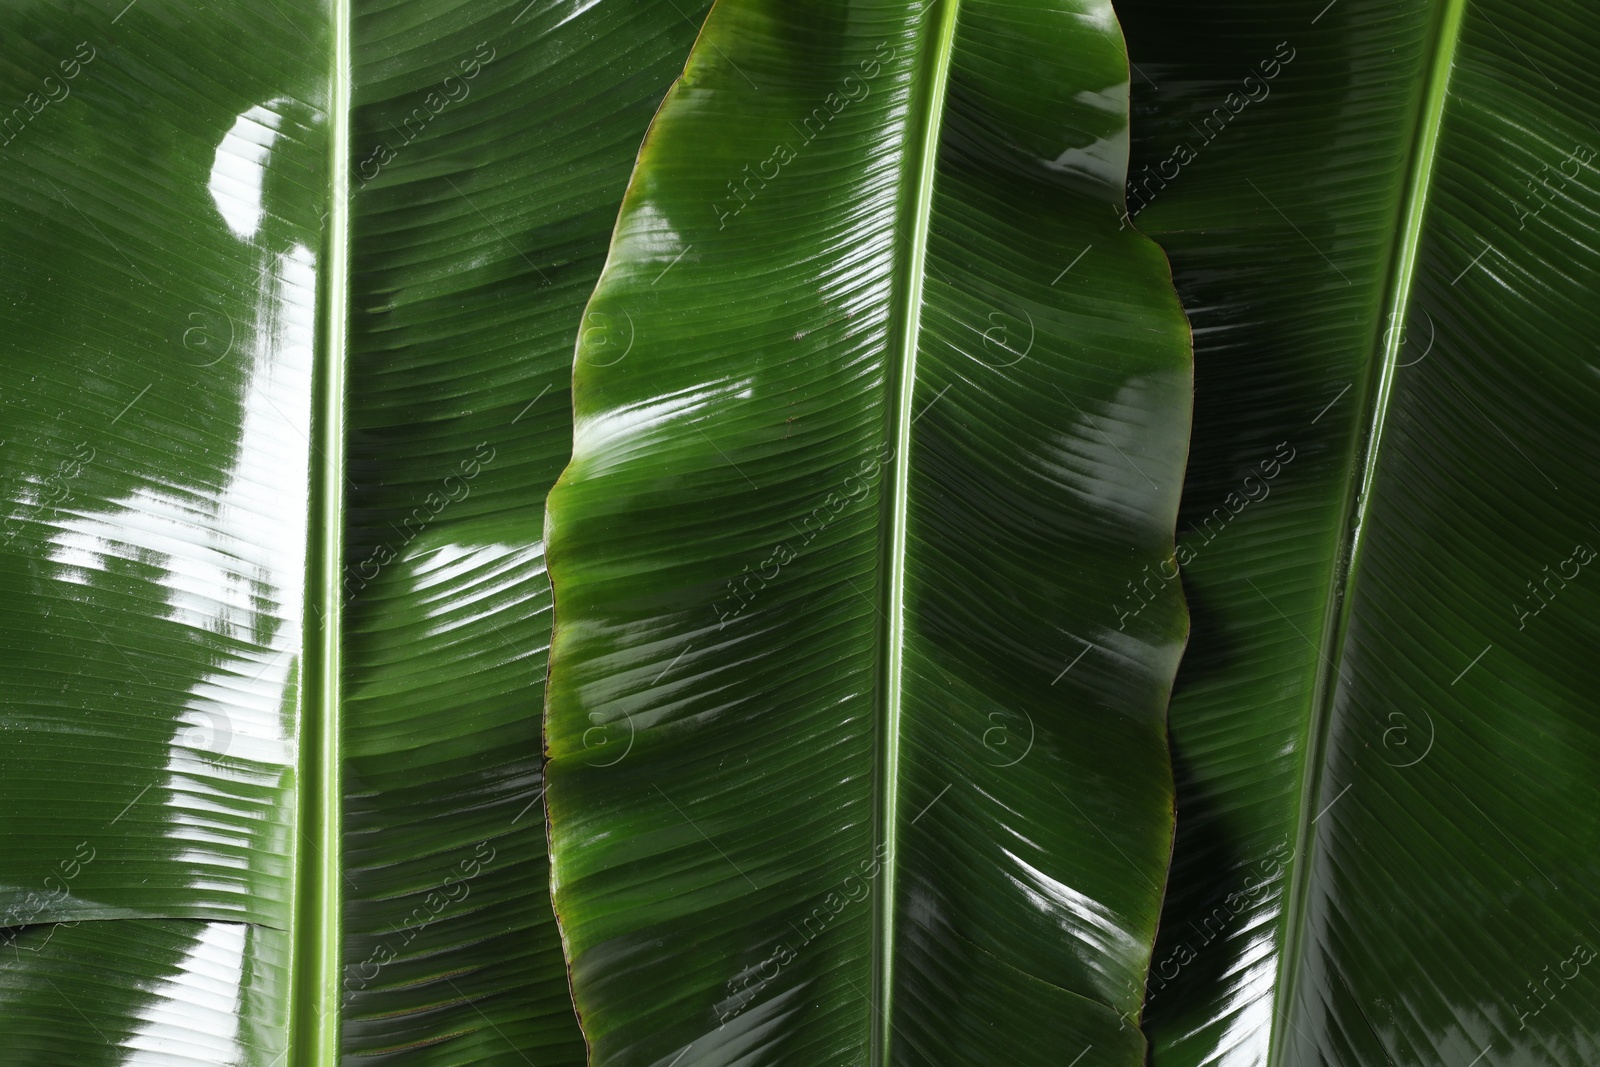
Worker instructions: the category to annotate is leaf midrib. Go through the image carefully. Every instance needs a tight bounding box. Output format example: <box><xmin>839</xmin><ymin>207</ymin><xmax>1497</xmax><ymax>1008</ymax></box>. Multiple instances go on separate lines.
<box><xmin>1267</xmin><ymin>0</ymin><xmax>1468</xmax><ymax>1058</ymax></box>
<box><xmin>874</xmin><ymin>0</ymin><xmax>961</xmax><ymax>1062</ymax></box>
<box><xmin>292</xmin><ymin>0</ymin><xmax>351</xmax><ymax>1061</ymax></box>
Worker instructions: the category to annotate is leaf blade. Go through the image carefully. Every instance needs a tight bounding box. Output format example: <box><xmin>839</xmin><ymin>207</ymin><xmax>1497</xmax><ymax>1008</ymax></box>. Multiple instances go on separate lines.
<box><xmin>1120</xmin><ymin>0</ymin><xmax>1600</xmax><ymax>1062</ymax></box>
<box><xmin>0</xmin><ymin>0</ymin><xmax>709</xmax><ymax>1060</ymax></box>
<box><xmin>545</xmin><ymin>1</ymin><xmax>1192</xmax><ymax>1063</ymax></box>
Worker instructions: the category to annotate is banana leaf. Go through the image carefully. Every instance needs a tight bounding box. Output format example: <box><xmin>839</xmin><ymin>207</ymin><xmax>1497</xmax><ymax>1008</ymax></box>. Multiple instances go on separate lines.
<box><xmin>1115</xmin><ymin>0</ymin><xmax>1600</xmax><ymax>1063</ymax></box>
<box><xmin>0</xmin><ymin>0</ymin><xmax>706</xmax><ymax>1061</ymax></box>
<box><xmin>543</xmin><ymin>0</ymin><xmax>1191</xmax><ymax>1064</ymax></box>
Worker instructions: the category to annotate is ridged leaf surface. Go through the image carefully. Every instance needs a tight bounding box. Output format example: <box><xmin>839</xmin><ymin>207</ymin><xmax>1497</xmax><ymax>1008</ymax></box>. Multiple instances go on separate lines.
<box><xmin>1117</xmin><ymin>0</ymin><xmax>1600</xmax><ymax>1063</ymax></box>
<box><xmin>0</xmin><ymin>0</ymin><xmax>706</xmax><ymax>1061</ymax></box>
<box><xmin>544</xmin><ymin>1</ymin><xmax>1192</xmax><ymax>1064</ymax></box>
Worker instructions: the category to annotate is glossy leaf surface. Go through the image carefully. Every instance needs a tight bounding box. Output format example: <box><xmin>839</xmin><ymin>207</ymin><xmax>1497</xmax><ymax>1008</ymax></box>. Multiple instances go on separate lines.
<box><xmin>0</xmin><ymin>0</ymin><xmax>706</xmax><ymax>1061</ymax></box>
<box><xmin>1117</xmin><ymin>0</ymin><xmax>1600</xmax><ymax>1063</ymax></box>
<box><xmin>0</xmin><ymin>921</ymin><xmax>290</xmax><ymax>1066</ymax></box>
<box><xmin>544</xmin><ymin>1</ymin><xmax>1191</xmax><ymax>1064</ymax></box>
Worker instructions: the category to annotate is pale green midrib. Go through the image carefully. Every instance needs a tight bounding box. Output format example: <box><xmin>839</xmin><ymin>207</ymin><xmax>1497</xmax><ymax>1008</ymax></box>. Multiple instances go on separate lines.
<box><xmin>874</xmin><ymin>2</ymin><xmax>960</xmax><ymax>1064</ymax></box>
<box><xmin>291</xmin><ymin>0</ymin><xmax>350</xmax><ymax>1061</ymax></box>
<box><xmin>1267</xmin><ymin>0</ymin><xmax>1467</xmax><ymax>1060</ymax></box>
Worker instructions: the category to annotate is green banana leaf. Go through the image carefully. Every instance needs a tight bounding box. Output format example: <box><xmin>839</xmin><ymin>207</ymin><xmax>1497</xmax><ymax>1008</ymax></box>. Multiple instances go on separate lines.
<box><xmin>1115</xmin><ymin>0</ymin><xmax>1600</xmax><ymax>1063</ymax></box>
<box><xmin>543</xmin><ymin>0</ymin><xmax>1191</xmax><ymax>1063</ymax></box>
<box><xmin>0</xmin><ymin>0</ymin><xmax>705</xmax><ymax>1061</ymax></box>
